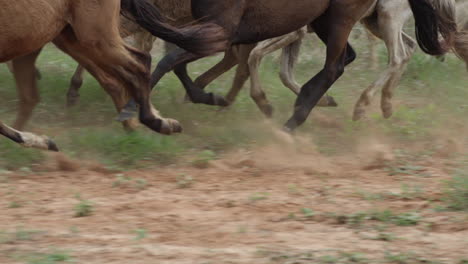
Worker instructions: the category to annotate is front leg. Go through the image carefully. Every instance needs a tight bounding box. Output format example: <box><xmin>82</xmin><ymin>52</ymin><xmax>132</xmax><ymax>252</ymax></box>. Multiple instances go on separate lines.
<box><xmin>284</xmin><ymin>18</ymin><xmax>355</xmax><ymax>131</ymax></box>
<box><xmin>118</xmin><ymin>48</ymin><xmax>229</xmax><ymax>122</ymax></box>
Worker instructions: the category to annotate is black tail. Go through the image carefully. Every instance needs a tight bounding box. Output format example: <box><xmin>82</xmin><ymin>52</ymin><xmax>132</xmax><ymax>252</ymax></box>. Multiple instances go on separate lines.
<box><xmin>120</xmin><ymin>0</ymin><xmax>228</xmax><ymax>56</ymax></box>
<box><xmin>408</xmin><ymin>0</ymin><xmax>457</xmax><ymax>56</ymax></box>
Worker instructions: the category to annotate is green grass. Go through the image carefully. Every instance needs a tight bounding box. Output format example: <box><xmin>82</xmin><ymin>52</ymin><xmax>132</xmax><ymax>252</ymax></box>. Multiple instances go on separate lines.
<box><xmin>443</xmin><ymin>163</ymin><xmax>468</xmax><ymax>211</ymax></box>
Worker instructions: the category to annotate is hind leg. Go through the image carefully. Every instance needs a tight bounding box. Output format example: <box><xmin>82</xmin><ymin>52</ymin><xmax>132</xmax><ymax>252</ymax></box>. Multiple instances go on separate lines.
<box><xmin>194</xmin><ymin>48</ymin><xmax>239</xmax><ymax>90</ymax></box>
<box><xmin>380</xmin><ymin>32</ymin><xmax>416</xmax><ymax>118</ymax></box>
<box><xmin>11</xmin><ymin>49</ymin><xmax>42</xmax><ymax>130</ymax></box>
<box><xmin>223</xmin><ymin>44</ymin><xmax>256</xmax><ymax>105</ymax></box>
<box><xmin>353</xmin><ymin>5</ymin><xmax>414</xmax><ymax>120</ymax></box>
<box><xmin>248</xmin><ymin>34</ymin><xmax>307</xmax><ymax>117</ymax></box>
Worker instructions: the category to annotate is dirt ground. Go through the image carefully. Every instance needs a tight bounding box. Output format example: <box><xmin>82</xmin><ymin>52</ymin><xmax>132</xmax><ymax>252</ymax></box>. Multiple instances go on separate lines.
<box><xmin>0</xmin><ymin>141</ymin><xmax>467</xmax><ymax>264</ymax></box>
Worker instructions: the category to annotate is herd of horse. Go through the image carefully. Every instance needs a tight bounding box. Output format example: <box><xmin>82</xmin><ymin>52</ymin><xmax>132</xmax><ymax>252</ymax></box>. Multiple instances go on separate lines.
<box><xmin>0</xmin><ymin>0</ymin><xmax>467</xmax><ymax>152</ymax></box>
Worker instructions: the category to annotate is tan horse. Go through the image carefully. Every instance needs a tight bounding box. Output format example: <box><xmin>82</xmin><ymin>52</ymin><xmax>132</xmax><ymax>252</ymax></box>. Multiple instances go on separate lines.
<box><xmin>0</xmin><ymin>0</ymin><xmax>183</xmax><ymax>151</ymax></box>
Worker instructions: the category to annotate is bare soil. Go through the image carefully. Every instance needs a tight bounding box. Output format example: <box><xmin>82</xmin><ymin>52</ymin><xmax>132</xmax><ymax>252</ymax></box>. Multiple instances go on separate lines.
<box><xmin>0</xmin><ymin>143</ymin><xmax>467</xmax><ymax>264</ymax></box>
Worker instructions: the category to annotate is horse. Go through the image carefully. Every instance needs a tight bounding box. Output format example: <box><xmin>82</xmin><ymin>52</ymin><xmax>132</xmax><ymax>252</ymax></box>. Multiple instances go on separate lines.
<box><xmin>120</xmin><ymin>0</ymin><xmax>467</xmax><ymax>132</ymax></box>
<box><xmin>1</xmin><ymin>0</ymin><xmax>205</xmax><ymax>150</ymax></box>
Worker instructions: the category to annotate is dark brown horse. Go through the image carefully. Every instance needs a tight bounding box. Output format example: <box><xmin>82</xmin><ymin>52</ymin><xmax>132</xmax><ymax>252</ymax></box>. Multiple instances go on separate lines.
<box><xmin>120</xmin><ymin>0</ymin><xmax>466</xmax><ymax>132</ymax></box>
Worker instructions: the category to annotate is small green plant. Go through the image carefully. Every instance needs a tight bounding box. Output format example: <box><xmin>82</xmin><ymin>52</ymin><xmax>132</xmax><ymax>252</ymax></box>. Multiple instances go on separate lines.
<box><xmin>69</xmin><ymin>226</ymin><xmax>79</xmax><ymax>234</ymax></box>
<box><xmin>176</xmin><ymin>174</ymin><xmax>194</xmax><ymax>188</ymax></box>
<box><xmin>112</xmin><ymin>174</ymin><xmax>132</xmax><ymax>187</ymax></box>
<box><xmin>8</xmin><ymin>201</ymin><xmax>21</xmax><ymax>208</ymax></box>
<box><xmin>288</xmin><ymin>184</ymin><xmax>304</xmax><ymax>195</ymax></box>
<box><xmin>443</xmin><ymin>169</ymin><xmax>468</xmax><ymax>211</ymax></box>
<box><xmin>301</xmin><ymin>208</ymin><xmax>315</xmax><ymax>219</ymax></box>
<box><xmin>133</xmin><ymin>228</ymin><xmax>147</xmax><ymax>240</ymax></box>
<box><xmin>373</xmin><ymin>232</ymin><xmax>396</xmax><ymax>241</ymax></box>
<box><xmin>112</xmin><ymin>174</ymin><xmax>148</xmax><ymax>190</ymax></box>
<box><xmin>191</xmin><ymin>150</ymin><xmax>217</xmax><ymax>168</ymax></box>
<box><xmin>384</xmin><ymin>251</ymin><xmax>413</xmax><ymax>264</ymax></box>
<box><xmin>319</xmin><ymin>255</ymin><xmax>340</xmax><ymax>264</ymax></box>
<box><xmin>392</xmin><ymin>212</ymin><xmax>421</xmax><ymax>226</ymax></box>
<box><xmin>249</xmin><ymin>192</ymin><xmax>270</xmax><ymax>202</ymax></box>
<box><xmin>74</xmin><ymin>197</ymin><xmax>93</xmax><ymax>217</ymax></box>
<box><xmin>15</xmin><ymin>228</ymin><xmax>40</xmax><ymax>241</ymax></box>
<box><xmin>25</xmin><ymin>251</ymin><xmax>72</xmax><ymax>264</ymax></box>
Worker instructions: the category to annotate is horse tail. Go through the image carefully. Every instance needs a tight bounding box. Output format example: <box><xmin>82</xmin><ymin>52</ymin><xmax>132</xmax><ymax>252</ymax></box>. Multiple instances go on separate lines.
<box><xmin>120</xmin><ymin>0</ymin><xmax>228</xmax><ymax>56</ymax></box>
<box><xmin>407</xmin><ymin>0</ymin><xmax>457</xmax><ymax>56</ymax></box>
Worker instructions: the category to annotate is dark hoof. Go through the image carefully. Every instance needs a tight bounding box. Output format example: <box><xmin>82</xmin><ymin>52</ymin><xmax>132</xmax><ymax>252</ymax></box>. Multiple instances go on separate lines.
<box><xmin>326</xmin><ymin>96</ymin><xmax>338</xmax><ymax>107</ymax></box>
<box><xmin>47</xmin><ymin>139</ymin><xmax>59</xmax><ymax>152</ymax></box>
<box><xmin>352</xmin><ymin>107</ymin><xmax>366</xmax><ymax>121</ymax></box>
<box><xmin>282</xmin><ymin>125</ymin><xmax>294</xmax><ymax>134</ymax></box>
<box><xmin>66</xmin><ymin>95</ymin><xmax>80</xmax><ymax>108</ymax></box>
<box><xmin>211</xmin><ymin>94</ymin><xmax>229</xmax><ymax>107</ymax></box>
<box><xmin>260</xmin><ymin>104</ymin><xmax>274</xmax><ymax>118</ymax></box>
<box><xmin>382</xmin><ymin>109</ymin><xmax>393</xmax><ymax>119</ymax></box>
<box><xmin>159</xmin><ymin>118</ymin><xmax>183</xmax><ymax>135</ymax></box>
<box><xmin>35</xmin><ymin>68</ymin><xmax>42</xmax><ymax>80</ymax></box>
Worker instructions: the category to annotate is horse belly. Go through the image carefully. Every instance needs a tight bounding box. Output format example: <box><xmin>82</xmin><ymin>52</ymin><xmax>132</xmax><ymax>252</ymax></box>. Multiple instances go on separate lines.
<box><xmin>233</xmin><ymin>0</ymin><xmax>330</xmax><ymax>43</ymax></box>
<box><xmin>0</xmin><ymin>0</ymin><xmax>67</xmax><ymax>62</ymax></box>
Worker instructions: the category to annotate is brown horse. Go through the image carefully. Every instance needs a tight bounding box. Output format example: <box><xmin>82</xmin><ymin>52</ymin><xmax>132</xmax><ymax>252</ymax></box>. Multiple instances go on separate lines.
<box><xmin>120</xmin><ymin>0</ymin><xmax>466</xmax><ymax>132</ymax></box>
<box><xmin>1</xmin><ymin>0</ymin><xmax>202</xmax><ymax>150</ymax></box>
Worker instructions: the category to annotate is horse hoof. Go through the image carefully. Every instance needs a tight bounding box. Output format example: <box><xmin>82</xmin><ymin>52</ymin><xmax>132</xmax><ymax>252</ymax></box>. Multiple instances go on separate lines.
<box><xmin>352</xmin><ymin>107</ymin><xmax>366</xmax><ymax>121</ymax></box>
<box><xmin>66</xmin><ymin>95</ymin><xmax>80</xmax><ymax>108</ymax></box>
<box><xmin>47</xmin><ymin>138</ymin><xmax>59</xmax><ymax>152</ymax></box>
<box><xmin>116</xmin><ymin>108</ymin><xmax>138</xmax><ymax>122</ymax></box>
<box><xmin>261</xmin><ymin>104</ymin><xmax>274</xmax><ymax>118</ymax></box>
<box><xmin>382</xmin><ymin>108</ymin><xmax>393</xmax><ymax>119</ymax></box>
<box><xmin>212</xmin><ymin>94</ymin><xmax>229</xmax><ymax>107</ymax></box>
<box><xmin>326</xmin><ymin>96</ymin><xmax>338</xmax><ymax>107</ymax></box>
<box><xmin>160</xmin><ymin>118</ymin><xmax>182</xmax><ymax>135</ymax></box>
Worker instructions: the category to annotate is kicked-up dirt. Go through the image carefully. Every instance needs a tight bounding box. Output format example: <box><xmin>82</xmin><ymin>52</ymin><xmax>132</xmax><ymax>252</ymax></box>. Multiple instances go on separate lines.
<box><xmin>0</xmin><ymin>142</ymin><xmax>467</xmax><ymax>264</ymax></box>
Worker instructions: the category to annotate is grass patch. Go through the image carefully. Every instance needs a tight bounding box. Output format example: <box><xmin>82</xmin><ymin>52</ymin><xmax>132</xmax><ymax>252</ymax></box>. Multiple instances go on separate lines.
<box><xmin>0</xmin><ymin>140</ymin><xmax>44</xmax><ymax>170</ymax></box>
<box><xmin>67</xmin><ymin>129</ymin><xmax>183</xmax><ymax>167</ymax></box>
<box><xmin>74</xmin><ymin>195</ymin><xmax>93</xmax><ymax>217</ymax></box>
<box><xmin>443</xmin><ymin>166</ymin><xmax>468</xmax><ymax>211</ymax></box>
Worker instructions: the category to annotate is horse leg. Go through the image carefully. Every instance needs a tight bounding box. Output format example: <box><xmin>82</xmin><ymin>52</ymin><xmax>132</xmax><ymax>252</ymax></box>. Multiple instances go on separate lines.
<box><xmin>11</xmin><ymin>49</ymin><xmax>42</xmax><ymax>130</ymax></box>
<box><xmin>150</xmin><ymin>47</ymin><xmax>228</xmax><ymax>106</ymax></box>
<box><xmin>194</xmin><ymin>47</ymin><xmax>239</xmax><ymax>90</ymax></box>
<box><xmin>0</xmin><ymin>121</ymin><xmax>58</xmax><ymax>151</ymax></box>
<box><xmin>366</xmin><ymin>28</ymin><xmax>379</xmax><ymax>70</ymax></box>
<box><xmin>224</xmin><ymin>44</ymin><xmax>256</xmax><ymax>105</ymax></box>
<box><xmin>380</xmin><ymin>32</ymin><xmax>416</xmax><ymax>118</ymax></box>
<box><xmin>284</xmin><ymin>12</ymin><xmax>357</xmax><ymax>131</ymax></box>
<box><xmin>279</xmin><ymin>29</ymin><xmax>338</xmax><ymax>107</ymax></box>
<box><xmin>182</xmin><ymin>47</ymin><xmax>239</xmax><ymax>103</ymax></box>
<box><xmin>134</xmin><ymin>31</ymin><xmax>156</xmax><ymax>53</ymax></box>
<box><xmin>353</xmin><ymin>6</ymin><xmax>414</xmax><ymax>121</ymax></box>
<box><xmin>249</xmin><ymin>34</ymin><xmax>306</xmax><ymax>117</ymax></box>
<box><xmin>119</xmin><ymin>47</ymin><xmax>229</xmax><ymax>121</ymax></box>
<box><xmin>67</xmin><ymin>65</ymin><xmax>85</xmax><ymax>107</ymax></box>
